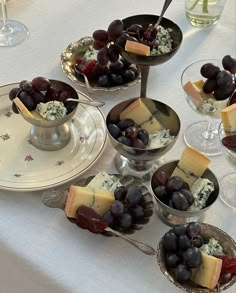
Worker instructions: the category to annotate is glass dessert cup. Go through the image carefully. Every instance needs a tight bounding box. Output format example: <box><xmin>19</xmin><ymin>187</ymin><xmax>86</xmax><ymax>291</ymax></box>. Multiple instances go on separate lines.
<box><xmin>150</xmin><ymin>160</ymin><xmax>219</xmax><ymax>226</ymax></box>
<box><xmin>0</xmin><ymin>0</ymin><xmax>29</xmax><ymax>47</ymax></box>
<box><xmin>116</xmin><ymin>14</ymin><xmax>183</xmax><ymax>98</ymax></box>
<box><xmin>18</xmin><ymin>80</ymin><xmax>79</xmax><ymax>151</ymax></box>
<box><xmin>106</xmin><ymin>98</ymin><xmax>181</xmax><ymax>180</ymax></box>
<box><xmin>218</xmin><ymin>122</ymin><xmax>236</xmax><ymax>210</ymax></box>
<box><xmin>181</xmin><ymin>59</ymin><xmax>230</xmax><ymax>156</ymax></box>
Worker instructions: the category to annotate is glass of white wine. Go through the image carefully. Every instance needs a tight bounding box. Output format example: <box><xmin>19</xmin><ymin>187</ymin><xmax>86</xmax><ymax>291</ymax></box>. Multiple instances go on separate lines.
<box><xmin>0</xmin><ymin>0</ymin><xmax>29</xmax><ymax>46</ymax></box>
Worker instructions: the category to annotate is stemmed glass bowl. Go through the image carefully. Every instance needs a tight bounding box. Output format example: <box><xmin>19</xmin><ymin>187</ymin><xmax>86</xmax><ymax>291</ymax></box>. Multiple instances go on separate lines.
<box><xmin>218</xmin><ymin>122</ymin><xmax>236</xmax><ymax>210</ymax></box>
<box><xmin>181</xmin><ymin>59</ymin><xmax>231</xmax><ymax>156</ymax></box>
<box><xmin>116</xmin><ymin>14</ymin><xmax>183</xmax><ymax>98</ymax></box>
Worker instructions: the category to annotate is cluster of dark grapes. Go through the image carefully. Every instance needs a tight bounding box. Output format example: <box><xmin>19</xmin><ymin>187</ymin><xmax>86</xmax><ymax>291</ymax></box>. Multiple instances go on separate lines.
<box><xmin>163</xmin><ymin>223</ymin><xmax>203</xmax><ymax>283</ymax></box>
<box><xmin>107</xmin><ymin>118</ymin><xmax>149</xmax><ymax>149</ymax></box>
<box><xmin>103</xmin><ymin>185</ymin><xmax>145</xmax><ymax>230</ymax></box>
<box><xmin>9</xmin><ymin>77</ymin><xmax>71</xmax><ymax>114</ymax></box>
<box><xmin>201</xmin><ymin>55</ymin><xmax>236</xmax><ymax>100</ymax></box>
<box><xmin>74</xmin><ymin>20</ymin><xmax>138</xmax><ymax>87</ymax></box>
<box><xmin>152</xmin><ymin>171</ymin><xmax>194</xmax><ymax>211</ymax></box>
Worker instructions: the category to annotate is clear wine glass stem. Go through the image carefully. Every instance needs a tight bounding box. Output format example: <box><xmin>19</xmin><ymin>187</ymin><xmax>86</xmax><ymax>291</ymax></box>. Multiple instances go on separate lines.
<box><xmin>201</xmin><ymin>119</ymin><xmax>219</xmax><ymax>140</ymax></box>
<box><xmin>1</xmin><ymin>0</ymin><xmax>9</xmax><ymax>29</ymax></box>
<box><xmin>140</xmin><ymin>65</ymin><xmax>150</xmax><ymax>98</ymax></box>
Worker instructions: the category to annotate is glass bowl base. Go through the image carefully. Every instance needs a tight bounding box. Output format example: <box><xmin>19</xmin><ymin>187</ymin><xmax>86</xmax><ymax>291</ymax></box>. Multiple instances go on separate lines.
<box><xmin>184</xmin><ymin>120</ymin><xmax>222</xmax><ymax>156</ymax></box>
<box><xmin>115</xmin><ymin>153</ymin><xmax>165</xmax><ymax>180</ymax></box>
<box><xmin>220</xmin><ymin>172</ymin><xmax>236</xmax><ymax>210</ymax></box>
<box><xmin>0</xmin><ymin>20</ymin><xmax>29</xmax><ymax>47</ymax></box>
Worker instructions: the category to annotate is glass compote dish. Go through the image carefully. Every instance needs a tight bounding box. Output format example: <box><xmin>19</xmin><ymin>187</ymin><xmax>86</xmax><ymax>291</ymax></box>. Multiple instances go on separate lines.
<box><xmin>0</xmin><ymin>0</ymin><xmax>29</xmax><ymax>46</ymax></box>
<box><xmin>116</xmin><ymin>14</ymin><xmax>183</xmax><ymax>98</ymax></box>
<box><xmin>181</xmin><ymin>58</ymin><xmax>235</xmax><ymax>156</ymax></box>
<box><xmin>218</xmin><ymin>122</ymin><xmax>236</xmax><ymax>210</ymax></box>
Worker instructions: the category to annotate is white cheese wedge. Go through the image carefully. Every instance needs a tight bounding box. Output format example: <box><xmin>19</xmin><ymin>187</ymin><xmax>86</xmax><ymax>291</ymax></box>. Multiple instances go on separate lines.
<box><xmin>191</xmin><ymin>253</ymin><xmax>222</xmax><ymax>289</ymax></box>
<box><xmin>221</xmin><ymin>103</ymin><xmax>236</xmax><ymax>133</ymax></box>
<box><xmin>13</xmin><ymin>97</ymin><xmax>34</xmax><ymax>119</ymax></box>
<box><xmin>171</xmin><ymin>147</ymin><xmax>211</xmax><ymax>187</ymax></box>
<box><xmin>65</xmin><ymin>186</ymin><xmax>115</xmax><ymax>218</ymax></box>
<box><xmin>87</xmin><ymin>172</ymin><xmax>121</xmax><ymax>192</ymax></box>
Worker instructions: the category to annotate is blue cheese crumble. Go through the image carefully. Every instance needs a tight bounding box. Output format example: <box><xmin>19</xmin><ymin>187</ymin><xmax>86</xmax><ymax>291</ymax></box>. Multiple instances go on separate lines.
<box><xmin>148</xmin><ymin>129</ymin><xmax>175</xmax><ymax>148</ymax></box>
<box><xmin>151</xmin><ymin>26</ymin><xmax>173</xmax><ymax>56</ymax></box>
<box><xmin>87</xmin><ymin>172</ymin><xmax>121</xmax><ymax>192</ymax></box>
<box><xmin>36</xmin><ymin>101</ymin><xmax>67</xmax><ymax>120</ymax></box>
<box><xmin>200</xmin><ymin>238</ymin><xmax>224</xmax><ymax>255</ymax></box>
<box><xmin>189</xmin><ymin>178</ymin><xmax>215</xmax><ymax>211</ymax></box>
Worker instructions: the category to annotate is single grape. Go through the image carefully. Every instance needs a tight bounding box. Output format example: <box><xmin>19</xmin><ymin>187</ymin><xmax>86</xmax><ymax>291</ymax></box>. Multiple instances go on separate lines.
<box><xmin>186</xmin><ymin>222</ymin><xmax>201</xmax><ymax>238</ymax></box>
<box><xmin>97</xmin><ymin>74</ymin><xmax>110</xmax><ymax>87</ymax></box>
<box><xmin>119</xmin><ymin>213</ymin><xmax>132</xmax><ymax>229</ymax></box>
<box><xmin>127</xmin><ymin>24</ymin><xmax>144</xmax><ymax>40</ymax></box>
<box><xmin>178</xmin><ymin>234</ymin><xmax>192</xmax><ymax>251</ymax></box>
<box><xmin>152</xmin><ymin>170</ymin><xmax>169</xmax><ymax>187</ymax></box>
<box><xmin>117</xmin><ymin>119</ymin><xmax>135</xmax><ymax>130</ymax></box>
<box><xmin>163</xmin><ymin>231</ymin><xmax>178</xmax><ymax>252</ymax></box>
<box><xmin>103</xmin><ymin>210</ymin><xmax>115</xmax><ymax>227</ymax></box>
<box><xmin>131</xmin><ymin>138</ymin><xmax>145</xmax><ymax>149</ymax></box>
<box><xmin>110</xmin><ymin>61</ymin><xmax>124</xmax><ymax>74</ymax></box>
<box><xmin>19</xmin><ymin>80</ymin><xmax>28</xmax><ymax>89</ymax></box>
<box><xmin>172</xmin><ymin>225</ymin><xmax>186</xmax><ymax>237</ymax></box>
<box><xmin>9</xmin><ymin>87</ymin><xmax>21</xmax><ymax>101</ymax></box>
<box><xmin>18</xmin><ymin>91</ymin><xmax>35</xmax><ymax>110</ymax></box>
<box><xmin>153</xmin><ymin>185</ymin><xmax>169</xmax><ymax>203</ymax></box>
<box><xmin>97</xmin><ymin>47</ymin><xmax>109</xmax><ymax>66</ymax></box>
<box><xmin>32</xmin><ymin>77</ymin><xmax>51</xmax><ymax>91</ymax></box>
<box><xmin>216</xmin><ymin>70</ymin><xmax>233</xmax><ymax>88</ymax></box>
<box><xmin>107</xmin><ymin>19</ymin><xmax>124</xmax><ymax>41</ymax></box>
<box><xmin>175</xmin><ymin>264</ymin><xmax>192</xmax><ymax>283</ymax></box>
<box><xmin>180</xmin><ymin>189</ymin><xmax>194</xmax><ymax>206</ymax></box>
<box><xmin>137</xmin><ymin>129</ymin><xmax>149</xmax><ymax>145</ymax></box>
<box><xmin>115</xmin><ymin>32</ymin><xmax>129</xmax><ymax>48</ymax></box>
<box><xmin>22</xmin><ymin>81</ymin><xmax>33</xmax><ymax>92</ymax></box>
<box><xmin>93</xmin><ymin>40</ymin><xmax>107</xmax><ymax>50</ymax></box>
<box><xmin>184</xmin><ymin>247</ymin><xmax>202</xmax><ymax>268</ymax></box>
<box><xmin>143</xmin><ymin>24</ymin><xmax>157</xmax><ymax>42</ymax></box>
<box><xmin>166</xmin><ymin>253</ymin><xmax>181</xmax><ymax>268</ymax></box>
<box><xmin>45</xmin><ymin>86</ymin><xmax>60</xmax><ymax>101</ymax></box>
<box><xmin>57</xmin><ymin>90</ymin><xmax>70</xmax><ymax>102</ymax></box>
<box><xmin>107</xmin><ymin>123</ymin><xmax>122</xmax><ymax>139</ymax></box>
<box><xmin>117</xmin><ymin>136</ymin><xmax>132</xmax><ymax>146</ymax></box>
<box><xmin>130</xmin><ymin>205</ymin><xmax>144</xmax><ymax>219</ymax></box>
<box><xmin>111</xmin><ymin>200</ymin><xmax>125</xmax><ymax>217</ymax></box>
<box><xmin>92</xmin><ymin>63</ymin><xmax>109</xmax><ymax>78</ymax></box>
<box><xmin>222</xmin><ymin>55</ymin><xmax>236</xmax><ymax>74</ymax></box>
<box><xmin>110</xmin><ymin>73</ymin><xmax>123</xmax><ymax>85</ymax></box>
<box><xmin>31</xmin><ymin>91</ymin><xmax>45</xmax><ymax>104</ymax></box>
<box><xmin>191</xmin><ymin>235</ymin><xmax>204</xmax><ymax>248</ymax></box>
<box><xmin>167</xmin><ymin>176</ymin><xmax>184</xmax><ymax>192</ymax></box>
<box><xmin>108</xmin><ymin>44</ymin><xmax>119</xmax><ymax>63</ymax></box>
<box><xmin>12</xmin><ymin>102</ymin><xmax>19</xmax><ymax>113</ymax></box>
<box><xmin>203</xmin><ymin>78</ymin><xmax>217</xmax><ymax>93</ymax></box>
<box><xmin>213</xmin><ymin>84</ymin><xmax>235</xmax><ymax>100</ymax></box>
<box><xmin>114</xmin><ymin>186</ymin><xmax>127</xmax><ymax>201</ymax></box>
<box><xmin>125</xmin><ymin>126</ymin><xmax>139</xmax><ymax>139</ymax></box>
<box><xmin>92</xmin><ymin>29</ymin><xmax>108</xmax><ymax>43</ymax></box>
<box><xmin>126</xmin><ymin>186</ymin><xmax>142</xmax><ymax>207</ymax></box>
<box><xmin>200</xmin><ymin>63</ymin><xmax>220</xmax><ymax>79</ymax></box>
<box><xmin>128</xmin><ymin>67</ymin><xmax>138</xmax><ymax>77</ymax></box>
<box><xmin>171</xmin><ymin>191</ymin><xmax>190</xmax><ymax>211</ymax></box>
<box><xmin>122</xmin><ymin>69</ymin><xmax>136</xmax><ymax>82</ymax></box>
<box><xmin>168</xmin><ymin>200</ymin><xmax>174</xmax><ymax>209</ymax></box>
<box><xmin>120</xmin><ymin>57</ymin><xmax>131</xmax><ymax>69</ymax></box>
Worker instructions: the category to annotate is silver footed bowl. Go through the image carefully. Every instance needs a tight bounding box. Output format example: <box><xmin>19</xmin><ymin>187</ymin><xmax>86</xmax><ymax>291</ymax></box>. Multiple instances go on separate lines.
<box><xmin>18</xmin><ymin>79</ymin><xmax>79</xmax><ymax>151</ymax></box>
<box><xmin>106</xmin><ymin>98</ymin><xmax>180</xmax><ymax>180</ymax></box>
<box><xmin>157</xmin><ymin>223</ymin><xmax>236</xmax><ymax>292</ymax></box>
<box><xmin>150</xmin><ymin>160</ymin><xmax>219</xmax><ymax>226</ymax></box>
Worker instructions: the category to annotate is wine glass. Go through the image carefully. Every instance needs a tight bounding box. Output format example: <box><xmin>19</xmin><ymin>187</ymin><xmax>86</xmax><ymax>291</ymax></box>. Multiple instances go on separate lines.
<box><xmin>116</xmin><ymin>14</ymin><xmax>183</xmax><ymax>98</ymax></box>
<box><xmin>181</xmin><ymin>59</ymin><xmax>234</xmax><ymax>156</ymax></box>
<box><xmin>0</xmin><ymin>0</ymin><xmax>29</xmax><ymax>46</ymax></box>
<box><xmin>218</xmin><ymin>122</ymin><xmax>236</xmax><ymax>210</ymax></box>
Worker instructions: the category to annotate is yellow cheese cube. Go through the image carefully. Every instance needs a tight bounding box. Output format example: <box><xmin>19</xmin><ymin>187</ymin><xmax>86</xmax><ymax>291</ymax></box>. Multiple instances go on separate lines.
<box><xmin>192</xmin><ymin>253</ymin><xmax>222</xmax><ymax>289</ymax></box>
<box><xmin>120</xmin><ymin>98</ymin><xmax>163</xmax><ymax>133</ymax></box>
<box><xmin>125</xmin><ymin>40</ymin><xmax>150</xmax><ymax>56</ymax></box>
<box><xmin>65</xmin><ymin>186</ymin><xmax>115</xmax><ymax>218</ymax></box>
<box><xmin>171</xmin><ymin>146</ymin><xmax>211</xmax><ymax>186</ymax></box>
<box><xmin>221</xmin><ymin>103</ymin><xmax>236</xmax><ymax>133</ymax></box>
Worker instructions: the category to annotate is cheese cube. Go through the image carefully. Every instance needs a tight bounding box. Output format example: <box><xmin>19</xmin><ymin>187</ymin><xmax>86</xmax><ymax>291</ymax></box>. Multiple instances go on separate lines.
<box><xmin>191</xmin><ymin>253</ymin><xmax>222</xmax><ymax>289</ymax></box>
<box><xmin>86</xmin><ymin>172</ymin><xmax>121</xmax><ymax>192</ymax></box>
<box><xmin>65</xmin><ymin>186</ymin><xmax>115</xmax><ymax>218</ymax></box>
<box><xmin>13</xmin><ymin>97</ymin><xmax>34</xmax><ymax>118</ymax></box>
<box><xmin>171</xmin><ymin>147</ymin><xmax>211</xmax><ymax>186</ymax></box>
<box><xmin>120</xmin><ymin>98</ymin><xmax>163</xmax><ymax>133</ymax></box>
<box><xmin>125</xmin><ymin>40</ymin><xmax>150</xmax><ymax>56</ymax></box>
<box><xmin>221</xmin><ymin>103</ymin><xmax>236</xmax><ymax>133</ymax></box>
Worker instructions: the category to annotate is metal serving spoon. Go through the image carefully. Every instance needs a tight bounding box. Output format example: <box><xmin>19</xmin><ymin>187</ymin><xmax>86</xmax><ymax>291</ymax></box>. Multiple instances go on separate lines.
<box><xmin>154</xmin><ymin>0</ymin><xmax>173</xmax><ymax>28</ymax></box>
<box><xmin>66</xmin><ymin>98</ymin><xmax>105</xmax><ymax>107</ymax></box>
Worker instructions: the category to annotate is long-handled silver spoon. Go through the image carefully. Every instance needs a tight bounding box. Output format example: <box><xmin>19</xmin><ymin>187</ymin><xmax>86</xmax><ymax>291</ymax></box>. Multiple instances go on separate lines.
<box><xmin>66</xmin><ymin>98</ymin><xmax>105</xmax><ymax>107</ymax></box>
<box><xmin>154</xmin><ymin>0</ymin><xmax>173</xmax><ymax>29</ymax></box>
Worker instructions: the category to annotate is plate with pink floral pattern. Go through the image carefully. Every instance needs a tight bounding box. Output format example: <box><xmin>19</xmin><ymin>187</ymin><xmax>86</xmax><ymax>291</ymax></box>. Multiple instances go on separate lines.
<box><xmin>0</xmin><ymin>82</ymin><xmax>107</xmax><ymax>191</ymax></box>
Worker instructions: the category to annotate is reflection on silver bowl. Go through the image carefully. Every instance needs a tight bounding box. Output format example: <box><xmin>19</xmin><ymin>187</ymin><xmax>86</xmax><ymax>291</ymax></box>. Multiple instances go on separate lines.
<box><xmin>150</xmin><ymin>160</ymin><xmax>219</xmax><ymax>226</ymax></box>
<box><xmin>106</xmin><ymin>98</ymin><xmax>180</xmax><ymax>180</ymax></box>
<box><xmin>157</xmin><ymin>223</ymin><xmax>236</xmax><ymax>292</ymax></box>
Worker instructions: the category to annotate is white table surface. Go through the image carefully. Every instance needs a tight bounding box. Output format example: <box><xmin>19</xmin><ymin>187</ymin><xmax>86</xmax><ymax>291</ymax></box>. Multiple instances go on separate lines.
<box><xmin>0</xmin><ymin>0</ymin><xmax>236</xmax><ymax>292</ymax></box>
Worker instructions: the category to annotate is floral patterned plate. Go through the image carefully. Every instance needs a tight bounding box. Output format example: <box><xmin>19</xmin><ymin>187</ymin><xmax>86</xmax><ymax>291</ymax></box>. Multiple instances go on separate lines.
<box><xmin>0</xmin><ymin>82</ymin><xmax>107</xmax><ymax>191</ymax></box>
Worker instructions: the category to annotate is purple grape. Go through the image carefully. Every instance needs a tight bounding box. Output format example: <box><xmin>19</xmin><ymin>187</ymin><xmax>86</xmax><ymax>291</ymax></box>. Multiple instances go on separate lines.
<box><xmin>127</xmin><ymin>24</ymin><xmax>144</xmax><ymax>40</ymax></box>
<box><xmin>97</xmin><ymin>47</ymin><xmax>109</xmax><ymax>66</ymax></box>
<box><xmin>117</xmin><ymin>119</ymin><xmax>135</xmax><ymax>130</ymax></box>
<box><xmin>9</xmin><ymin>87</ymin><xmax>21</xmax><ymax>101</ymax></box>
<box><xmin>103</xmin><ymin>210</ymin><xmax>115</xmax><ymax>227</ymax></box>
<box><xmin>31</xmin><ymin>91</ymin><xmax>45</xmax><ymax>104</ymax></box>
<box><xmin>115</xmin><ymin>32</ymin><xmax>129</xmax><ymax>48</ymax></box>
<box><xmin>131</xmin><ymin>138</ymin><xmax>145</xmax><ymax>149</ymax></box>
<box><xmin>111</xmin><ymin>200</ymin><xmax>124</xmax><ymax>217</ymax></box>
<box><xmin>191</xmin><ymin>235</ymin><xmax>204</xmax><ymax>248</ymax></box>
<box><xmin>107</xmin><ymin>19</ymin><xmax>124</xmax><ymax>41</ymax></box>
<box><xmin>92</xmin><ymin>29</ymin><xmax>108</xmax><ymax>43</ymax></box>
<box><xmin>18</xmin><ymin>91</ymin><xmax>35</xmax><ymax>110</ymax></box>
<box><xmin>117</xmin><ymin>136</ymin><xmax>132</xmax><ymax>146</ymax></box>
<box><xmin>184</xmin><ymin>247</ymin><xmax>202</xmax><ymax>268</ymax></box>
<box><xmin>200</xmin><ymin>63</ymin><xmax>220</xmax><ymax>79</ymax></box>
<box><xmin>114</xmin><ymin>186</ymin><xmax>127</xmax><ymax>201</ymax></box>
<box><xmin>19</xmin><ymin>80</ymin><xmax>28</xmax><ymax>89</ymax></box>
<box><xmin>110</xmin><ymin>73</ymin><xmax>123</xmax><ymax>85</ymax></box>
<box><xmin>153</xmin><ymin>185</ymin><xmax>169</xmax><ymax>203</ymax></box>
<box><xmin>123</xmin><ymin>69</ymin><xmax>136</xmax><ymax>82</ymax></box>
<box><xmin>137</xmin><ymin>129</ymin><xmax>149</xmax><ymax>145</ymax></box>
<box><xmin>108</xmin><ymin>123</ymin><xmax>122</xmax><ymax>139</ymax></box>
<box><xmin>178</xmin><ymin>234</ymin><xmax>192</xmax><ymax>251</ymax></box>
<box><xmin>45</xmin><ymin>86</ymin><xmax>60</xmax><ymax>101</ymax></box>
<box><xmin>214</xmin><ymin>84</ymin><xmax>235</xmax><ymax>100</ymax></box>
<box><xmin>172</xmin><ymin>225</ymin><xmax>186</xmax><ymax>237</ymax></box>
<box><xmin>32</xmin><ymin>77</ymin><xmax>51</xmax><ymax>91</ymax></box>
<box><xmin>167</xmin><ymin>176</ymin><xmax>185</xmax><ymax>192</ymax></box>
<box><xmin>175</xmin><ymin>264</ymin><xmax>192</xmax><ymax>283</ymax></box>
<box><xmin>152</xmin><ymin>171</ymin><xmax>169</xmax><ymax>187</ymax></box>
<box><xmin>216</xmin><ymin>70</ymin><xmax>233</xmax><ymax>88</ymax></box>
<box><xmin>166</xmin><ymin>253</ymin><xmax>181</xmax><ymax>268</ymax></box>
<box><xmin>97</xmin><ymin>75</ymin><xmax>110</xmax><ymax>87</ymax></box>
<box><xmin>110</xmin><ymin>61</ymin><xmax>124</xmax><ymax>74</ymax></box>
<box><xmin>171</xmin><ymin>191</ymin><xmax>190</xmax><ymax>211</ymax></box>
<box><xmin>125</xmin><ymin>126</ymin><xmax>139</xmax><ymax>139</ymax></box>
<box><xmin>186</xmin><ymin>222</ymin><xmax>201</xmax><ymax>238</ymax></box>
<box><xmin>203</xmin><ymin>78</ymin><xmax>217</xmax><ymax>93</ymax></box>
<box><xmin>92</xmin><ymin>64</ymin><xmax>109</xmax><ymax>78</ymax></box>
<box><xmin>12</xmin><ymin>102</ymin><xmax>19</xmax><ymax>113</ymax></box>
<box><xmin>130</xmin><ymin>205</ymin><xmax>144</xmax><ymax>219</ymax></box>
<box><xmin>163</xmin><ymin>231</ymin><xmax>178</xmax><ymax>252</ymax></box>
<box><xmin>93</xmin><ymin>40</ymin><xmax>107</xmax><ymax>50</ymax></box>
<box><xmin>108</xmin><ymin>44</ymin><xmax>119</xmax><ymax>63</ymax></box>
<box><xmin>119</xmin><ymin>213</ymin><xmax>132</xmax><ymax>229</ymax></box>
<box><xmin>126</xmin><ymin>186</ymin><xmax>142</xmax><ymax>207</ymax></box>
<box><xmin>22</xmin><ymin>81</ymin><xmax>33</xmax><ymax>92</ymax></box>
<box><xmin>180</xmin><ymin>189</ymin><xmax>194</xmax><ymax>206</ymax></box>
<box><xmin>222</xmin><ymin>55</ymin><xmax>236</xmax><ymax>74</ymax></box>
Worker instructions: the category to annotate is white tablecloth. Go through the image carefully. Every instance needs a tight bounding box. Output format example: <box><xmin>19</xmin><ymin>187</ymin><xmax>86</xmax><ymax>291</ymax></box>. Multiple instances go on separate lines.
<box><xmin>0</xmin><ymin>0</ymin><xmax>236</xmax><ymax>292</ymax></box>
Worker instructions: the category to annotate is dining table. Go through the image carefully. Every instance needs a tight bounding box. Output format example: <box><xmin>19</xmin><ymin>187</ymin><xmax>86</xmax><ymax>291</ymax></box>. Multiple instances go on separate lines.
<box><xmin>0</xmin><ymin>0</ymin><xmax>236</xmax><ymax>292</ymax></box>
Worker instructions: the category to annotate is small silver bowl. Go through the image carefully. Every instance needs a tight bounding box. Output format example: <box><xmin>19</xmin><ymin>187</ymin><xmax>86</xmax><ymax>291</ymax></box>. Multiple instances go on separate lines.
<box><xmin>19</xmin><ymin>79</ymin><xmax>79</xmax><ymax>151</ymax></box>
<box><xmin>157</xmin><ymin>223</ymin><xmax>236</xmax><ymax>292</ymax></box>
<box><xmin>106</xmin><ymin>98</ymin><xmax>180</xmax><ymax>180</ymax></box>
<box><xmin>150</xmin><ymin>160</ymin><xmax>219</xmax><ymax>226</ymax></box>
